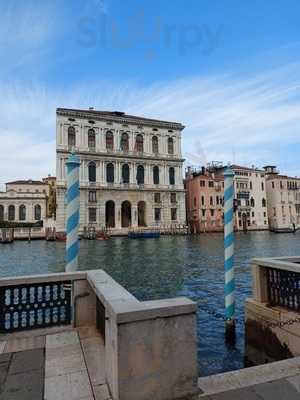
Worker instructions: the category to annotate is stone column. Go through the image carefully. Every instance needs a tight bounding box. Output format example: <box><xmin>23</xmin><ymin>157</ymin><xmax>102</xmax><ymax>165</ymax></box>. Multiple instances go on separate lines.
<box><xmin>96</xmin><ymin>128</ymin><xmax>101</xmax><ymax>152</ymax></box>
<box><xmin>97</xmin><ymin>162</ymin><xmax>101</xmax><ymax>185</ymax></box>
<box><xmin>132</xmin><ymin>204</ymin><xmax>138</xmax><ymax>228</ymax></box>
<box><xmin>115</xmin><ymin>203</ymin><xmax>122</xmax><ymax>229</ymax></box>
<box><xmin>99</xmin><ymin>204</ymin><xmax>106</xmax><ymax>228</ymax></box>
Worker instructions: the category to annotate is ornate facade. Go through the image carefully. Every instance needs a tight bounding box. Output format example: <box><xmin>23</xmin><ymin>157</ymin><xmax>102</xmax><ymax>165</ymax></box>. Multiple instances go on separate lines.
<box><xmin>56</xmin><ymin>108</ymin><xmax>186</xmax><ymax>234</ymax></box>
<box><xmin>0</xmin><ymin>180</ymin><xmax>49</xmax><ymax>238</ymax></box>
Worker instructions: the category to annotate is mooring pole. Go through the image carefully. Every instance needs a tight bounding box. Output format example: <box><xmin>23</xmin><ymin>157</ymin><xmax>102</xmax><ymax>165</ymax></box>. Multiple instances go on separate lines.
<box><xmin>223</xmin><ymin>166</ymin><xmax>236</xmax><ymax>342</ymax></box>
<box><xmin>66</xmin><ymin>152</ymin><xmax>81</xmax><ymax>272</ymax></box>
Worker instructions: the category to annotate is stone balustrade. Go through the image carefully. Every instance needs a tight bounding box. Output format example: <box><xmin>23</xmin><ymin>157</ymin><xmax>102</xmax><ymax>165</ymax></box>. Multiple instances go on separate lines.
<box><xmin>0</xmin><ymin>270</ymin><xmax>199</xmax><ymax>400</ymax></box>
<box><xmin>245</xmin><ymin>256</ymin><xmax>300</xmax><ymax>366</ymax></box>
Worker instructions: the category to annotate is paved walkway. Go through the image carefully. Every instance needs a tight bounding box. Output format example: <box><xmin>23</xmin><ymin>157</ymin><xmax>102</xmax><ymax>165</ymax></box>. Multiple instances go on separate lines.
<box><xmin>0</xmin><ymin>326</ymin><xmax>110</xmax><ymax>400</ymax></box>
<box><xmin>198</xmin><ymin>356</ymin><xmax>300</xmax><ymax>399</ymax></box>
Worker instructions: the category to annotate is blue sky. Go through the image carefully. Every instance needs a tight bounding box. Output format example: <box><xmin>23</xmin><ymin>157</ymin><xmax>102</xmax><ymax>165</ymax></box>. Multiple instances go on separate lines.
<box><xmin>1</xmin><ymin>0</ymin><xmax>300</xmax><ymax>185</ymax></box>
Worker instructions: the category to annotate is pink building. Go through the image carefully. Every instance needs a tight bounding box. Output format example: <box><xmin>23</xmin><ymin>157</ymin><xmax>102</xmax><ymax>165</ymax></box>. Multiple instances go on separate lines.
<box><xmin>185</xmin><ymin>167</ymin><xmax>224</xmax><ymax>233</ymax></box>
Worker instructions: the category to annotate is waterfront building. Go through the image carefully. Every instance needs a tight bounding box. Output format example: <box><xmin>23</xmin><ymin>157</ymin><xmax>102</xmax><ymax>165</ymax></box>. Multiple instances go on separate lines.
<box><xmin>42</xmin><ymin>175</ymin><xmax>56</xmax><ymax>219</ymax></box>
<box><xmin>0</xmin><ymin>179</ymin><xmax>50</xmax><ymax>238</ymax></box>
<box><xmin>229</xmin><ymin>165</ymin><xmax>269</xmax><ymax>231</ymax></box>
<box><xmin>264</xmin><ymin>165</ymin><xmax>300</xmax><ymax>231</ymax></box>
<box><xmin>56</xmin><ymin>108</ymin><xmax>186</xmax><ymax>234</ymax></box>
<box><xmin>185</xmin><ymin>166</ymin><xmax>224</xmax><ymax>233</ymax></box>
<box><xmin>186</xmin><ymin>163</ymin><xmax>269</xmax><ymax>232</ymax></box>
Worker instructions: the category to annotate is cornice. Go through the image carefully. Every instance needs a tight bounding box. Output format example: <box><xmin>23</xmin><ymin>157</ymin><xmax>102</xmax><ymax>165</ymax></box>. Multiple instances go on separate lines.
<box><xmin>56</xmin><ymin>149</ymin><xmax>185</xmax><ymax>163</ymax></box>
<box><xmin>56</xmin><ymin>108</ymin><xmax>185</xmax><ymax>131</ymax></box>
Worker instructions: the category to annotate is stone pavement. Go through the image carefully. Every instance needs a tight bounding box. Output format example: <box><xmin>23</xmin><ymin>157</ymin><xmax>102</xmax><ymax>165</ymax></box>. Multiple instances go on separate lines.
<box><xmin>198</xmin><ymin>356</ymin><xmax>300</xmax><ymax>399</ymax></box>
<box><xmin>0</xmin><ymin>349</ymin><xmax>44</xmax><ymax>400</ymax></box>
<box><xmin>200</xmin><ymin>377</ymin><xmax>300</xmax><ymax>399</ymax></box>
<box><xmin>0</xmin><ymin>326</ymin><xmax>110</xmax><ymax>400</ymax></box>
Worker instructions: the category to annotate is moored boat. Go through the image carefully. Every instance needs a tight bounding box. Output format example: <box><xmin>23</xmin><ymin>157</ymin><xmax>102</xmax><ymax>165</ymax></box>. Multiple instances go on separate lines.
<box><xmin>128</xmin><ymin>231</ymin><xmax>160</xmax><ymax>239</ymax></box>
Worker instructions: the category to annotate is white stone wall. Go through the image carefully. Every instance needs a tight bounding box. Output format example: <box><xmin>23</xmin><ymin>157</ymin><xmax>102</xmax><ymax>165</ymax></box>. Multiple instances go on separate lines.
<box><xmin>266</xmin><ymin>177</ymin><xmax>300</xmax><ymax>230</ymax></box>
<box><xmin>56</xmin><ymin>111</ymin><xmax>186</xmax><ymax>233</ymax></box>
<box><xmin>0</xmin><ymin>191</ymin><xmax>47</xmax><ymax>224</ymax></box>
<box><xmin>233</xmin><ymin>169</ymin><xmax>268</xmax><ymax>231</ymax></box>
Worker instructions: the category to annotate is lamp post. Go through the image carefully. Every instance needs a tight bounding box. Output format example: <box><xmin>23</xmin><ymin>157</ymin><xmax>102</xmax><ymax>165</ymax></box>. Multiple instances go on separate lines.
<box><xmin>66</xmin><ymin>152</ymin><xmax>80</xmax><ymax>272</ymax></box>
<box><xmin>223</xmin><ymin>166</ymin><xmax>235</xmax><ymax>341</ymax></box>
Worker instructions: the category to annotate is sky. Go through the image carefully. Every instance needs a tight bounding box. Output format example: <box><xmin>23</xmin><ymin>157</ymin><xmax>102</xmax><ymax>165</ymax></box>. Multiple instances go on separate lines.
<box><xmin>1</xmin><ymin>0</ymin><xmax>300</xmax><ymax>187</ymax></box>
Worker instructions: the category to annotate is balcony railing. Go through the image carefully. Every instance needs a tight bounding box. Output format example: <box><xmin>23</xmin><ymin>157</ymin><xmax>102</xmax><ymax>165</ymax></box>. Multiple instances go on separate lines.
<box><xmin>0</xmin><ymin>280</ymin><xmax>71</xmax><ymax>333</ymax></box>
<box><xmin>252</xmin><ymin>256</ymin><xmax>300</xmax><ymax>312</ymax></box>
<box><xmin>0</xmin><ymin>270</ymin><xmax>198</xmax><ymax>400</ymax></box>
<box><xmin>266</xmin><ymin>267</ymin><xmax>300</xmax><ymax>311</ymax></box>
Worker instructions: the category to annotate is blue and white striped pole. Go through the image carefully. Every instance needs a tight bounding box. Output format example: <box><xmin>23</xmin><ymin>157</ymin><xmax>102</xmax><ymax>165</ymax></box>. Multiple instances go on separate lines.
<box><xmin>223</xmin><ymin>166</ymin><xmax>235</xmax><ymax>339</ymax></box>
<box><xmin>66</xmin><ymin>152</ymin><xmax>81</xmax><ymax>272</ymax></box>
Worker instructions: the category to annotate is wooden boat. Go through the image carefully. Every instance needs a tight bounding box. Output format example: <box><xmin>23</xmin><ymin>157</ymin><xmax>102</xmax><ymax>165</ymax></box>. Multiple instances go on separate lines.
<box><xmin>128</xmin><ymin>231</ymin><xmax>160</xmax><ymax>239</ymax></box>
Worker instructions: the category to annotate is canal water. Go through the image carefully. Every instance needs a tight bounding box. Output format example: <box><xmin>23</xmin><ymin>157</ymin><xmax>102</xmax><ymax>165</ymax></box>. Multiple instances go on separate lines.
<box><xmin>1</xmin><ymin>231</ymin><xmax>300</xmax><ymax>376</ymax></box>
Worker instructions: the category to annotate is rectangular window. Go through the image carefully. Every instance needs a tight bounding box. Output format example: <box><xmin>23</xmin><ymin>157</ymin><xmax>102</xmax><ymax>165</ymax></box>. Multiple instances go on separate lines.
<box><xmin>202</xmin><ymin>209</ymin><xmax>206</xmax><ymax>217</ymax></box>
<box><xmin>154</xmin><ymin>193</ymin><xmax>161</xmax><ymax>203</ymax></box>
<box><xmin>210</xmin><ymin>209</ymin><xmax>214</xmax><ymax>217</ymax></box>
<box><xmin>154</xmin><ymin>208</ymin><xmax>161</xmax><ymax>222</ymax></box>
<box><xmin>89</xmin><ymin>208</ymin><xmax>97</xmax><ymax>222</ymax></box>
<box><xmin>171</xmin><ymin>208</ymin><xmax>177</xmax><ymax>221</ymax></box>
<box><xmin>200</xmin><ymin>180</ymin><xmax>205</xmax><ymax>187</ymax></box>
<box><xmin>272</xmin><ymin>181</ymin><xmax>274</xmax><ymax>189</ymax></box>
<box><xmin>208</xmin><ymin>181</ymin><xmax>214</xmax><ymax>188</ymax></box>
<box><xmin>261</xmin><ymin>182</ymin><xmax>264</xmax><ymax>191</ymax></box>
<box><xmin>88</xmin><ymin>191</ymin><xmax>96</xmax><ymax>202</ymax></box>
<box><xmin>170</xmin><ymin>193</ymin><xmax>176</xmax><ymax>203</ymax></box>
<box><xmin>252</xmin><ymin>212</ymin><xmax>255</xmax><ymax>217</ymax></box>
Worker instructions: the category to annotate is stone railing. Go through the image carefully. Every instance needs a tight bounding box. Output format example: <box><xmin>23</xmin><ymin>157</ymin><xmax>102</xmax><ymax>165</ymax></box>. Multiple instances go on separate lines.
<box><xmin>245</xmin><ymin>256</ymin><xmax>300</xmax><ymax>366</ymax></box>
<box><xmin>251</xmin><ymin>256</ymin><xmax>300</xmax><ymax>308</ymax></box>
<box><xmin>0</xmin><ymin>270</ymin><xmax>199</xmax><ymax>400</ymax></box>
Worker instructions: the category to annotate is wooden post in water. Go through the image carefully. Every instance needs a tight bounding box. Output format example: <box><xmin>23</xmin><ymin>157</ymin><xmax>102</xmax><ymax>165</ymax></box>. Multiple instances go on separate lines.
<box><xmin>223</xmin><ymin>166</ymin><xmax>236</xmax><ymax>343</ymax></box>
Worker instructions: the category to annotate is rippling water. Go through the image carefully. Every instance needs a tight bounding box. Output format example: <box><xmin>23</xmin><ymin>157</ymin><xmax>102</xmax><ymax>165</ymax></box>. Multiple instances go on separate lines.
<box><xmin>0</xmin><ymin>231</ymin><xmax>299</xmax><ymax>376</ymax></box>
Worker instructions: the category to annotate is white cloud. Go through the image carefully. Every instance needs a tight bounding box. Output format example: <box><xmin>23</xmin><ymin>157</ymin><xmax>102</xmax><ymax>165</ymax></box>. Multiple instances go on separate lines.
<box><xmin>1</xmin><ymin>60</ymin><xmax>300</xmax><ymax>190</ymax></box>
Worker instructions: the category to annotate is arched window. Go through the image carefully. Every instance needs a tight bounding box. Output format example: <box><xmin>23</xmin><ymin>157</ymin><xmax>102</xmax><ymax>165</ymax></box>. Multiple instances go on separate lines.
<box><xmin>120</xmin><ymin>132</ymin><xmax>129</xmax><ymax>151</ymax></box>
<box><xmin>0</xmin><ymin>205</ymin><xmax>3</xmax><ymax>221</ymax></box>
<box><xmin>262</xmin><ymin>198</ymin><xmax>266</xmax><ymax>207</ymax></box>
<box><xmin>19</xmin><ymin>205</ymin><xmax>26</xmax><ymax>221</ymax></box>
<box><xmin>250</xmin><ymin>197</ymin><xmax>255</xmax><ymax>207</ymax></box>
<box><xmin>88</xmin><ymin>162</ymin><xmax>96</xmax><ymax>182</ymax></box>
<box><xmin>122</xmin><ymin>164</ymin><xmax>130</xmax><ymax>184</ymax></box>
<box><xmin>152</xmin><ymin>136</ymin><xmax>159</xmax><ymax>154</ymax></box>
<box><xmin>169</xmin><ymin>167</ymin><xmax>175</xmax><ymax>185</ymax></box>
<box><xmin>107</xmin><ymin>163</ymin><xmax>114</xmax><ymax>183</ymax></box>
<box><xmin>153</xmin><ymin>166</ymin><xmax>159</xmax><ymax>185</ymax></box>
<box><xmin>106</xmin><ymin>131</ymin><xmax>114</xmax><ymax>150</ymax></box>
<box><xmin>68</xmin><ymin>126</ymin><xmax>76</xmax><ymax>147</ymax></box>
<box><xmin>210</xmin><ymin>196</ymin><xmax>213</xmax><ymax>206</ymax></box>
<box><xmin>168</xmin><ymin>137</ymin><xmax>174</xmax><ymax>154</ymax></box>
<box><xmin>201</xmin><ymin>196</ymin><xmax>205</xmax><ymax>205</ymax></box>
<box><xmin>8</xmin><ymin>205</ymin><xmax>15</xmax><ymax>221</ymax></box>
<box><xmin>88</xmin><ymin>128</ymin><xmax>95</xmax><ymax>149</ymax></box>
<box><xmin>34</xmin><ymin>204</ymin><xmax>41</xmax><ymax>220</ymax></box>
<box><xmin>136</xmin><ymin>165</ymin><xmax>144</xmax><ymax>185</ymax></box>
<box><xmin>135</xmin><ymin>134</ymin><xmax>143</xmax><ymax>152</ymax></box>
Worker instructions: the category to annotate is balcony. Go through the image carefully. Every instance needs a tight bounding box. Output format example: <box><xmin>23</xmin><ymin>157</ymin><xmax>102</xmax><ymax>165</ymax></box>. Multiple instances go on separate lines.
<box><xmin>237</xmin><ymin>191</ymin><xmax>250</xmax><ymax>200</ymax></box>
